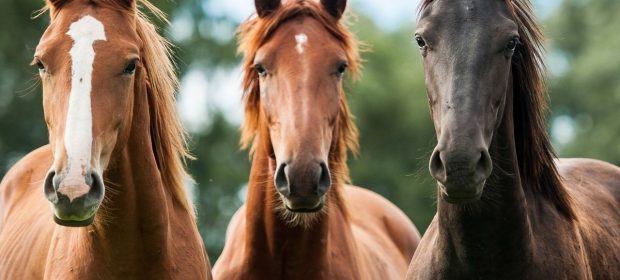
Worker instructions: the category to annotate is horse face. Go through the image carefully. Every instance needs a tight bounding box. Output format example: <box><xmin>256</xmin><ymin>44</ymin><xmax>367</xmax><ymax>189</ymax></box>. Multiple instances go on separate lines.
<box><xmin>35</xmin><ymin>2</ymin><xmax>140</xmax><ymax>226</ymax></box>
<box><xmin>254</xmin><ymin>14</ymin><xmax>348</xmax><ymax>213</ymax></box>
<box><xmin>415</xmin><ymin>0</ymin><xmax>518</xmax><ymax>203</ymax></box>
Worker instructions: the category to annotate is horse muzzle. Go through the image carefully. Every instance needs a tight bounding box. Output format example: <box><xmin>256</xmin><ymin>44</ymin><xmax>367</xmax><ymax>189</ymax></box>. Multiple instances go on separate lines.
<box><xmin>430</xmin><ymin>146</ymin><xmax>492</xmax><ymax>204</ymax></box>
<box><xmin>274</xmin><ymin>160</ymin><xmax>331</xmax><ymax>213</ymax></box>
<box><xmin>44</xmin><ymin>170</ymin><xmax>104</xmax><ymax>227</ymax></box>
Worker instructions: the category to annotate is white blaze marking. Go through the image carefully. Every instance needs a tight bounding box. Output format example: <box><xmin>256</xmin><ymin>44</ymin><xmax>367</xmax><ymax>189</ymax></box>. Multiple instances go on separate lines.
<box><xmin>60</xmin><ymin>16</ymin><xmax>106</xmax><ymax>200</ymax></box>
<box><xmin>295</xmin><ymin>33</ymin><xmax>308</xmax><ymax>54</ymax></box>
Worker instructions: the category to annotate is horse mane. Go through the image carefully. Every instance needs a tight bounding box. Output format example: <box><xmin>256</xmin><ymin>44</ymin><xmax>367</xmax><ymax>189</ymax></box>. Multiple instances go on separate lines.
<box><xmin>42</xmin><ymin>0</ymin><xmax>195</xmax><ymax>217</ymax></box>
<box><xmin>237</xmin><ymin>0</ymin><xmax>360</xmax><ymax>185</ymax></box>
<box><xmin>134</xmin><ymin>3</ymin><xmax>195</xmax><ymax>217</ymax></box>
<box><xmin>420</xmin><ymin>0</ymin><xmax>575</xmax><ymax>219</ymax></box>
<box><xmin>507</xmin><ymin>0</ymin><xmax>575</xmax><ymax>219</ymax></box>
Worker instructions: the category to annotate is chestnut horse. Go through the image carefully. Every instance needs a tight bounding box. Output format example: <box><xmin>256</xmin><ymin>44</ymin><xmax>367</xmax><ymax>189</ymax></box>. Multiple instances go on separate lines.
<box><xmin>0</xmin><ymin>0</ymin><xmax>210</xmax><ymax>278</ymax></box>
<box><xmin>407</xmin><ymin>0</ymin><xmax>620</xmax><ymax>279</ymax></box>
<box><xmin>213</xmin><ymin>0</ymin><xmax>420</xmax><ymax>279</ymax></box>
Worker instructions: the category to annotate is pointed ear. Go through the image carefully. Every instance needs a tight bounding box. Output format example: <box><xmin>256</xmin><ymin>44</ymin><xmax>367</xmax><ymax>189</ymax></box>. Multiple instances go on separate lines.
<box><xmin>255</xmin><ymin>0</ymin><xmax>281</xmax><ymax>18</ymax></box>
<box><xmin>321</xmin><ymin>0</ymin><xmax>347</xmax><ymax>19</ymax></box>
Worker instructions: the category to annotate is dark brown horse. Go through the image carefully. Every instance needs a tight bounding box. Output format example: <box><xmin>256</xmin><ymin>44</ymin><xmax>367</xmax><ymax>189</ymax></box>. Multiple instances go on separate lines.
<box><xmin>213</xmin><ymin>0</ymin><xmax>420</xmax><ymax>279</ymax></box>
<box><xmin>0</xmin><ymin>0</ymin><xmax>210</xmax><ymax>278</ymax></box>
<box><xmin>407</xmin><ymin>0</ymin><xmax>620</xmax><ymax>279</ymax></box>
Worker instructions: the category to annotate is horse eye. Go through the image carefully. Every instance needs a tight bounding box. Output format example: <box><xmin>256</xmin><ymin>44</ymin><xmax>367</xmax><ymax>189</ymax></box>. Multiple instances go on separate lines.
<box><xmin>414</xmin><ymin>35</ymin><xmax>426</xmax><ymax>48</ymax></box>
<box><xmin>254</xmin><ymin>64</ymin><xmax>267</xmax><ymax>76</ymax></box>
<box><xmin>33</xmin><ymin>59</ymin><xmax>46</xmax><ymax>74</ymax></box>
<box><xmin>506</xmin><ymin>37</ymin><xmax>520</xmax><ymax>51</ymax></box>
<box><xmin>123</xmin><ymin>62</ymin><xmax>137</xmax><ymax>75</ymax></box>
<box><xmin>336</xmin><ymin>63</ymin><xmax>348</xmax><ymax>75</ymax></box>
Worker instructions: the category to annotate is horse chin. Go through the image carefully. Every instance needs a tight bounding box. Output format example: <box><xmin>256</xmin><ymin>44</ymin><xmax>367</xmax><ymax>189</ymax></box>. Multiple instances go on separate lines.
<box><xmin>285</xmin><ymin>200</ymin><xmax>325</xmax><ymax>213</ymax></box>
<box><xmin>439</xmin><ymin>182</ymin><xmax>484</xmax><ymax>204</ymax></box>
<box><xmin>53</xmin><ymin>214</ymin><xmax>96</xmax><ymax>227</ymax></box>
<box><xmin>276</xmin><ymin>197</ymin><xmax>327</xmax><ymax>229</ymax></box>
<box><xmin>52</xmin><ymin>204</ymin><xmax>99</xmax><ymax>227</ymax></box>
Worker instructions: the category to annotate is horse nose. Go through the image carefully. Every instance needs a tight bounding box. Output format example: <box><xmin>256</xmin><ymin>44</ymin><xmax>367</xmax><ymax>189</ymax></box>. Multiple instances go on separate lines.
<box><xmin>429</xmin><ymin>150</ymin><xmax>447</xmax><ymax>185</ymax></box>
<box><xmin>44</xmin><ymin>170</ymin><xmax>104</xmax><ymax>226</ymax></box>
<box><xmin>274</xmin><ymin>161</ymin><xmax>331</xmax><ymax>197</ymax></box>
<box><xmin>429</xmin><ymin>147</ymin><xmax>492</xmax><ymax>188</ymax></box>
<box><xmin>317</xmin><ymin>161</ymin><xmax>331</xmax><ymax>196</ymax></box>
<box><xmin>274</xmin><ymin>163</ymin><xmax>290</xmax><ymax>197</ymax></box>
<box><xmin>274</xmin><ymin>160</ymin><xmax>331</xmax><ymax>211</ymax></box>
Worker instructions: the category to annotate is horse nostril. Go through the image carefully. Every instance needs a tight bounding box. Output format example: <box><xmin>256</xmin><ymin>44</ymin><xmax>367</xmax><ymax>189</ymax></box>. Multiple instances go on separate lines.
<box><xmin>89</xmin><ymin>172</ymin><xmax>105</xmax><ymax>200</ymax></box>
<box><xmin>274</xmin><ymin>163</ymin><xmax>290</xmax><ymax>197</ymax></box>
<box><xmin>475</xmin><ymin>150</ymin><xmax>493</xmax><ymax>180</ymax></box>
<box><xmin>85</xmin><ymin>171</ymin><xmax>94</xmax><ymax>188</ymax></box>
<box><xmin>44</xmin><ymin>171</ymin><xmax>57</xmax><ymax>203</ymax></box>
<box><xmin>317</xmin><ymin>161</ymin><xmax>331</xmax><ymax>196</ymax></box>
<box><xmin>429</xmin><ymin>149</ymin><xmax>447</xmax><ymax>184</ymax></box>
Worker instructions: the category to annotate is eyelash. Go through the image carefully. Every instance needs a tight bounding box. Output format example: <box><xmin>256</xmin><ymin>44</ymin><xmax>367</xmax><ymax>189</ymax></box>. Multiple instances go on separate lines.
<box><xmin>33</xmin><ymin>59</ymin><xmax>46</xmax><ymax>75</ymax></box>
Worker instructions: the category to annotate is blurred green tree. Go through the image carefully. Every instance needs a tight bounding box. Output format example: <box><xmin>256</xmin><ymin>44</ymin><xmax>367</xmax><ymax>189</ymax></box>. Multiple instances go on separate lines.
<box><xmin>347</xmin><ymin>15</ymin><xmax>437</xmax><ymax>233</ymax></box>
<box><xmin>546</xmin><ymin>0</ymin><xmax>620</xmax><ymax>164</ymax></box>
<box><xmin>0</xmin><ymin>0</ymin><xmax>49</xmax><ymax>174</ymax></box>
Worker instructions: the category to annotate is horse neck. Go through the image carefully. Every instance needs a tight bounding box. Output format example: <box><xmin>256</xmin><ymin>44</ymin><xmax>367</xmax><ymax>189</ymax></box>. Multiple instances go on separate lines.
<box><xmin>243</xmin><ymin>136</ymin><xmax>359</xmax><ymax>277</ymax></box>
<box><xmin>97</xmin><ymin>91</ymin><xmax>175</xmax><ymax>267</ymax></box>
<box><xmin>434</xmin><ymin>81</ymin><xmax>535</xmax><ymax>273</ymax></box>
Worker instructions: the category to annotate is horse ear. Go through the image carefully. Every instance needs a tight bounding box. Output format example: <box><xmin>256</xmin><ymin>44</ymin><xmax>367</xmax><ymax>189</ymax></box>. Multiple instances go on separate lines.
<box><xmin>321</xmin><ymin>0</ymin><xmax>347</xmax><ymax>19</ymax></box>
<box><xmin>255</xmin><ymin>0</ymin><xmax>281</xmax><ymax>18</ymax></box>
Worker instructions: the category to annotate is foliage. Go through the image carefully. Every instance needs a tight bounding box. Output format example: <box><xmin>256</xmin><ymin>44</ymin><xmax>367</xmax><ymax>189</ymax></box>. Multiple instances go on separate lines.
<box><xmin>347</xmin><ymin>15</ymin><xmax>437</xmax><ymax>233</ymax></box>
<box><xmin>189</xmin><ymin>113</ymin><xmax>249</xmax><ymax>259</ymax></box>
<box><xmin>0</xmin><ymin>0</ymin><xmax>48</xmax><ymax>174</ymax></box>
<box><xmin>546</xmin><ymin>0</ymin><xmax>620</xmax><ymax>165</ymax></box>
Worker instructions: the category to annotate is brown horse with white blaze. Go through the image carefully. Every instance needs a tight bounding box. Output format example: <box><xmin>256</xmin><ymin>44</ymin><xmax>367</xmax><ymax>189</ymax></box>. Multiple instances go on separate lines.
<box><xmin>407</xmin><ymin>0</ymin><xmax>620</xmax><ymax>279</ymax></box>
<box><xmin>213</xmin><ymin>0</ymin><xmax>420</xmax><ymax>279</ymax></box>
<box><xmin>0</xmin><ymin>0</ymin><xmax>211</xmax><ymax>278</ymax></box>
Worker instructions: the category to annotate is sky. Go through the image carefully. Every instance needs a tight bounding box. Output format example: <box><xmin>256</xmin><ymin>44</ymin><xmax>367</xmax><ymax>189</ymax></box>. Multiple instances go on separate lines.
<box><xmin>177</xmin><ymin>0</ymin><xmax>565</xmax><ymax>132</ymax></box>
